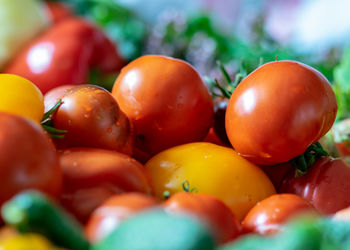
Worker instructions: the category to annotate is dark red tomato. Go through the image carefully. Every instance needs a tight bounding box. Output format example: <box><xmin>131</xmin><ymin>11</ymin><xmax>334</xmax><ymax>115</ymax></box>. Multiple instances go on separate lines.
<box><xmin>112</xmin><ymin>55</ymin><xmax>214</xmax><ymax>155</ymax></box>
<box><xmin>260</xmin><ymin>162</ymin><xmax>293</xmax><ymax>190</ymax></box>
<box><xmin>85</xmin><ymin>193</ymin><xmax>158</xmax><ymax>243</ymax></box>
<box><xmin>59</xmin><ymin>148</ymin><xmax>152</xmax><ymax>222</ymax></box>
<box><xmin>225</xmin><ymin>61</ymin><xmax>337</xmax><ymax>165</ymax></box>
<box><xmin>0</xmin><ymin>112</ymin><xmax>62</xmax><ymax>205</ymax></box>
<box><xmin>279</xmin><ymin>157</ymin><xmax>350</xmax><ymax>215</ymax></box>
<box><xmin>162</xmin><ymin>192</ymin><xmax>241</xmax><ymax>244</ymax></box>
<box><xmin>44</xmin><ymin>84</ymin><xmax>75</xmax><ymax>112</ymax></box>
<box><xmin>4</xmin><ymin>17</ymin><xmax>124</xmax><ymax>94</ymax></box>
<box><xmin>52</xmin><ymin>85</ymin><xmax>133</xmax><ymax>155</ymax></box>
<box><xmin>213</xmin><ymin>98</ymin><xmax>230</xmax><ymax>145</ymax></box>
<box><xmin>242</xmin><ymin>194</ymin><xmax>316</xmax><ymax>235</ymax></box>
<box><xmin>202</xmin><ymin>127</ymin><xmax>229</xmax><ymax>147</ymax></box>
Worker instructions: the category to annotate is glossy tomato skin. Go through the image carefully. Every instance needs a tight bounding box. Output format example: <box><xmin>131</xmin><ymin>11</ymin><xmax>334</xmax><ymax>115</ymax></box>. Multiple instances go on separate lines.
<box><xmin>85</xmin><ymin>193</ymin><xmax>158</xmax><ymax>243</ymax></box>
<box><xmin>0</xmin><ymin>74</ymin><xmax>44</xmax><ymax>123</ymax></box>
<box><xmin>43</xmin><ymin>84</ymin><xmax>75</xmax><ymax>112</ymax></box>
<box><xmin>4</xmin><ymin>17</ymin><xmax>124</xmax><ymax>94</ymax></box>
<box><xmin>112</xmin><ymin>55</ymin><xmax>214</xmax><ymax>155</ymax></box>
<box><xmin>0</xmin><ymin>112</ymin><xmax>62</xmax><ymax>205</ymax></box>
<box><xmin>59</xmin><ymin>148</ymin><xmax>152</xmax><ymax>222</ymax></box>
<box><xmin>145</xmin><ymin>142</ymin><xmax>276</xmax><ymax>221</ymax></box>
<box><xmin>163</xmin><ymin>192</ymin><xmax>241</xmax><ymax>244</ymax></box>
<box><xmin>242</xmin><ymin>194</ymin><xmax>316</xmax><ymax>235</ymax></box>
<box><xmin>279</xmin><ymin>157</ymin><xmax>350</xmax><ymax>215</ymax></box>
<box><xmin>226</xmin><ymin>61</ymin><xmax>337</xmax><ymax>165</ymax></box>
<box><xmin>52</xmin><ymin>85</ymin><xmax>133</xmax><ymax>155</ymax></box>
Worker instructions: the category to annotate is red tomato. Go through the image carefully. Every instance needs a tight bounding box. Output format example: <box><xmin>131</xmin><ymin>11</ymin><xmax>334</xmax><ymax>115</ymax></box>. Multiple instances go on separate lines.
<box><xmin>112</xmin><ymin>55</ymin><xmax>213</xmax><ymax>155</ymax></box>
<box><xmin>4</xmin><ymin>17</ymin><xmax>124</xmax><ymax>94</ymax></box>
<box><xmin>260</xmin><ymin>162</ymin><xmax>293</xmax><ymax>190</ymax></box>
<box><xmin>279</xmin><ymin>157</ymin><xmax>350</xmax><ymax>214</ymax></box>
<box><xmin>43</xmin><ymin>84</ymin><xmax>75</xmax><ymax>112</ymax></box>
<box><xmin>0</xmin><ymin>112</ymin><xmax>62</xmax><ymax>205</ymax></box>
<box><xmin>59</xmin><ymin>148</ymin><xmax>152</xmax><ymax>222</ymax></box>
<box><xmin>85</xmin><ymin>193</ymin><xmax>158</xmax><ymax>243</ymax></box>
<box><xmin>52</xmin><ymin>85</ymin><xmax>133</xmax><ymax>155</ymax></box>
<box><xmin>242</xmin><ymin>194</ymin><xmax>316</xmax><ymax>235</ymax></box>
<box><xmin>46</xmin><ymin>1</ymin><xmax>72</xmax><ymax>23</ymax></box>
<box><xmin>225</xmin><ymin>61</ymin><xmax>337</xmax><ymax>165</ymax></box>
<box><xmin>163</xmin><ymin>192</ymin><xmax>241</xmax><ymax>244</ymax></box>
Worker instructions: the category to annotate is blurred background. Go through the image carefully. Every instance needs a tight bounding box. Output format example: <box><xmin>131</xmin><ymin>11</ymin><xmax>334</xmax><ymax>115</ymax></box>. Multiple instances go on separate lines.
<box><xmin>2</xmin><ymin>0</ymin><xmax>350</xmax><ymax>120</ymax></box>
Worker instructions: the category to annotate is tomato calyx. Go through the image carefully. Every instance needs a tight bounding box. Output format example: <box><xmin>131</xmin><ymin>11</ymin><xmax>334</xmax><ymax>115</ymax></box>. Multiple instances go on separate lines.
<box><xmin>290</xmin><ymin>142</ymin><xmax>328</xmax><ymax>177</ymax></box>
<box><xmin>162</xmin><ymin>180</ymin><xmax>198</xmax><ymax>201</ymax></box>
<box><xmin>205</xmin><ymin>61</ymin><xmax>247</xmax><ymax>99</ymax></box>
<box><xmin>182</xmin><ymin>180</ymin><xmax>198</xmax><ymax>194</ymax></box>
<box><xmin>41</xmin><ymin>99</ymin><xmax>67</xmax><ymax>139</ymax></box>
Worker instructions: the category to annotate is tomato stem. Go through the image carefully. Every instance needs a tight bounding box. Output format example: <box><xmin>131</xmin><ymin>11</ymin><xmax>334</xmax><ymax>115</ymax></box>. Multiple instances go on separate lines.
<box><xmin>40</xmin><ymin>99</ymin><xmax>67</xmax><ymax>139</ymax></box>
<box><xmin>182</xmin><ymin>180</ymin><xmax>198</xmax><ymax>193</ymax></box>
<box><xmin>291</xmin><ymin>142</ymin><xmax>329</xmax><ymax>177</ymax></box>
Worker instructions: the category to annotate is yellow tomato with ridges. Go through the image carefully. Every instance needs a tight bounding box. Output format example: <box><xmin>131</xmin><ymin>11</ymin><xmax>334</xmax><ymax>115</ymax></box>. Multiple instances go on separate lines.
<box><xmin>0</xmin><ymin>74</ymin><xmax>44</xmax><ymax>123</ymax></box>
<box><xmin>145</xmin><ymin>142</ymin><xmax>276</xmax><ymax>221</ymax></box>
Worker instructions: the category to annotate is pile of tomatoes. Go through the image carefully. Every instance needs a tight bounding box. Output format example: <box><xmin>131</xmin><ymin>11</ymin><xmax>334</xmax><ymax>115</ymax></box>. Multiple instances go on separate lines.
<box><xmin>1</xmin><ymin>16</ymin><xmax>350</xmax><ymax>248</ymax></box>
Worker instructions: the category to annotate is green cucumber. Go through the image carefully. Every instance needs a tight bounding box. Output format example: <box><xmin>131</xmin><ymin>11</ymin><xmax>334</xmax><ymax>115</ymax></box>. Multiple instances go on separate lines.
<box><xmin>2</xmin><ymin>190</ymin><xmax>90</xmax><ymax>250</ymax></box>
<box><xmin>93</xmin><ymin>209</ymin><xmax>215</xmax><ymax>250</ymax></box>
<box><xmin>220</xmin><ymin>218</ymin><xmax>322</xmax><ymax>250</ymax></box>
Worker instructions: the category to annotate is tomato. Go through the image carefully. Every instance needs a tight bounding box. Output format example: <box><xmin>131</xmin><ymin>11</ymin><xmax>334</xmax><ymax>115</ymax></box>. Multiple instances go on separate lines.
<box><xmin>145</xmin><ymin>142</ymin><xmax>276</xmax><ymax>221</ymax></box>
<box><xmin>112</xmin><ymin>55</ymin><xmax>213</xmax><ymax>155</ymax></box>
<box><xmin>59</xmin><ymin>148</ymin><xmax>152</xmax><ymax>222</ymax></box>
<box><xmin>279</xmin><ymin>157</ymin><xmax>350</xmax><ymax>215</ymax></box>
<box><xmin>163</xmin><ymin>192</ymin><xmax>241</xmax><ymax>244</ymax></box>
<box><xmin>85</xmin><ymin>193</ymin><xmax>158</xmax><ymax>243</ymax></box>
<box><xmin>4</xmin><ymin>17</ymin><xmax>124</xmax><ymax>94</ymax></box>
<box><xmin>0</xmin><ymin>234</ymin><xmax>54</xmax><ymax>250</ymax></box>
<box><xmin>43</xmin><ymin>84</ymin><xmax>75</xmax><ymax>112</ymax></box>
<box><xmin>225</xmin><ymin>61</ymin><xmax>337</xmax><ymax>165</ymax></box>
<box><xmin>46</xmin><ymin>1</ymin><xmax>72</xmax><ymax>23</ymax></box>
<box><xmin>0</xmin><ymin>112</ymin><xmax>62</xmax><ymax>206</ymax></box>
<box><xmin>242</xmin><ymin>194</ymin><xmax>317</xmax><ymax>235</ymax></box>
<box><xmin>213</xmin><ymin>98</ymin><xmax>230</xmax><ymax>145</ymax></box>
<box><xmin>260</xmin><ymin>162</ymin><xmax>293</xmax><ymax>190</ymax></box>
<box><xmin>52</xmin><ymin>85</ymin><xmax>133</xmax><ymax>155</ymax></box>
<box><xmin>0</xmin><ymin>74</ymin><xmax>44</xmax><ymax>123</ymax></box>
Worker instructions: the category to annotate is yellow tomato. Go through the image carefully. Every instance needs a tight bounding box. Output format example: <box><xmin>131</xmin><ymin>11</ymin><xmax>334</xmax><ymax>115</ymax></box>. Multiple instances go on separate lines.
<box><xmin>0</xmin><ymin>74</ymin><xmax>44</xmax><ymax>123</ymax></box>
<box><xmin>145</xmin><ymin>142</ymin><xmax>276</xmax><ymax>220</ymax></box>
<box><xmin>0</xmin><ymin>234</ymin><xmax>54</xmax><ymax>250</ymax></box>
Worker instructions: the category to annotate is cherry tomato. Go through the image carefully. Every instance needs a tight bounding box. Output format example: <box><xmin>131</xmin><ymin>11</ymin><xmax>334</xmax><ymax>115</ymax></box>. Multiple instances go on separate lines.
<box><xmin>4</xmin><ymin>17</ymin><xmax>124</xmax><ymax>94</ymax></box>
<box><xmin>52</xmin><ymin>85</ymin><xmax>133</xmax><ymax>155</ymax></box>
<box><xmin>242</xmin><ymin>194</ymin><xmax>316</xmax><ymax>235</ymax></box>
<box><xmin>43</xmin><ymin>84</ymin><xmax>75</xmax><ymax>112</ymax></box>
<box><xmin>145</xmin><ymin>142</ymin><xmax>276</xmax><ymax>221</ymax></box>
<box><xmin>59</xmin><ymin>148</ymin><xmax>152</xmax><ymax>222</ymax></box>
<box><xmin>0</xmin><ymin>112</ymin><xmax>62</xmax><ymax>206</ymax></box>
<box><xmin>163</xmin><ymin>192</ymin><xmax>241</xmax><ymax>244</ymax></box>
<box><xmin>260</xmin><ymin>162</ymin><xmax>293</xmax><ymax>190</ymax></box>
<box><xmin>226</xmin><ymin>61</ymin><xmax>337</xmax><ymax>165</ymax></box>
<box><xmin>112</xmin><ymin>55</ymin><xmax>214</xmax><ymax>155</ymax></box>
<box><xmin>0</xmin><ymin>74</ymin><xmax>44</xmax><ymax>123</ymax></box>
<box><xmin>279</xmin><ymin>157</ymin><xmax>350</xmax><ymax>214</ymax></box>
<box><xmin>85</xmin><ymin>193</ymin><xmax>158</xmax><ymax>243</ymax></box>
